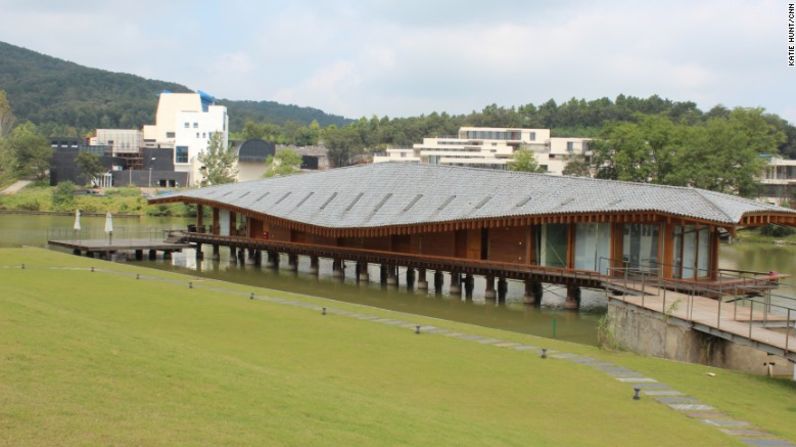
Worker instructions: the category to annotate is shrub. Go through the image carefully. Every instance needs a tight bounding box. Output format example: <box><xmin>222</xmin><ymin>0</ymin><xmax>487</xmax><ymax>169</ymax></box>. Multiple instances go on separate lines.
<box><xmin>759</xmin><ymin>224</ymin><xmax>795</xmax><ymax>238</ymax></box>
<box><xmin>17</xmin><ymin>198</ymin><xmax>40</xmax><ymax>211</ymax></box>
<box><xmin>51</xmin><ymin>182</ymin><xmax>76</xmax><ymax>211</ymax></box>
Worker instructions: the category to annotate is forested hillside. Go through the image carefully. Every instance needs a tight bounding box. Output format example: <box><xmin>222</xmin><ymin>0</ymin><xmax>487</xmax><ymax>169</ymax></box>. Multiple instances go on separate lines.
<box><xmin>0</xmin><ymin>41</ymin><xmax>350</xmax><ymax>135</ymax></box>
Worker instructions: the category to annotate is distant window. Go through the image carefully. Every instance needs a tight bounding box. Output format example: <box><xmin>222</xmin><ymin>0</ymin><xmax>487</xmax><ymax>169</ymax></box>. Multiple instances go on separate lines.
<box><xmin>166</xmin><ymin>132</ymin><xmax>175</xmax><ymax>138</ymax></box>
<box><xmin>184</xmin><ymin>122</ymin><xmax>189</xmax><ymax>128</ymax></box>
<box><xmin>529</xmin><ymin>132</ymin><xmax>536</xmax><ymax>141</ymax></box>
<box><xmin>176</xmin><ymin>146</ymin><xmax>189</xmax><ymax>163</ymax></box>
<box><xmin>202</xmin><ymin>132</ymin><xmax>206</xmax><ymax>138</ymax></box>
<box><xmin>196</xmin><ymin>132</ymin><xmax>200</xmax><ymax>138</ymax></box>
<box><xmin>108</xmin><ymin>140</ymin><xmax>114</xmax><ymax>145</ymax></box>
<box><xmin>193</xmin><ymin>122</ymin><xmax>198</xmax><ymax>128</ymax></box>
<box><xmin>567</xmin><ymin>141</ymin><xmax>574</xmax><ymax>151</ymax></box>
<box><xmin>400</xmin><ymin>152</ymin><xmax>406</xmax><ymax>158</ymax></box>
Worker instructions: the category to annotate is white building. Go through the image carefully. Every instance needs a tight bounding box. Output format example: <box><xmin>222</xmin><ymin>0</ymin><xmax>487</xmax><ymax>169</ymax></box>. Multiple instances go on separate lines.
<box><xmin>143</xmin><ymin>91</ymin><xmax>228</xmax><ymax>185</ymax></box>
<box><xmin>373</xmin><ymin>127</ymin><xmax>590</xmax><ymax>175</ymax></box>
<box><xmin>759</xmin><ymin>156</ymin><xmax>796</xmax><ymax>206</ymax></box>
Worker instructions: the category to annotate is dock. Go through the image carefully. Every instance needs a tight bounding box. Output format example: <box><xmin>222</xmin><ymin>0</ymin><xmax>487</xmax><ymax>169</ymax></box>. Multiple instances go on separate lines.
<box><xmin>48</xmin><ymin>238</ymin><xmax>192</xmax><ymax>259</ymax></box>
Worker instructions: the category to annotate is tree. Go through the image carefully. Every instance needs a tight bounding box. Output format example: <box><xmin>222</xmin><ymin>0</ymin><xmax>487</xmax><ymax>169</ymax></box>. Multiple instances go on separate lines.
<box><xmin>198</xmin><ymin>132</ymin><xmax>237</xmax><ymax>186</ymax></box>
<box><xmin>507</xmin><ymin>148</ymin><xmax>545</xmax><ymax>173</ymax></box>
<box><xmin>75</xmin><ymin>152</ymin><xmax>105</xmax><ymax>185</ymax></box>
<box><xmin>263</xmin><ymin>148</ymin><xmax>302</xmax><ymax>178</ymax></box>
<box><xmin>0</xmin><ymin>90</ymin><xmax>15</xmax><ymax>137</ymax></box>
<box><xmin>322</xmin><ymin>125</ymin><xmax>364</xmax><ymax>167</ymax></box>
<box><xmin>51</xmin><ymin>181</ymin><xmax>76</xmax><ymax>211</ymax></box>
<box><xmin>5</xmin><ymin>121</ymin><xmax>52</xmax><ymax>180</ymax></box>
<box><xmin>562</xmin><ymin>155</ymin><xmax>592</xmax><ymax>177</ymax></box>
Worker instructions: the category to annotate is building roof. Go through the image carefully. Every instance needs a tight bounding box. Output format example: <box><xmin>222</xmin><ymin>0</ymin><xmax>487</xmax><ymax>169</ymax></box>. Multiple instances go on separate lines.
<box><xmin>152</xmin><ymin>163</ymin><xmax>796</xmax><ymax>228</ymax></box>
<box><xmin>236</xmin><ymin>139</ymin><xmax>276</xmax><ymax>163</ymax></box>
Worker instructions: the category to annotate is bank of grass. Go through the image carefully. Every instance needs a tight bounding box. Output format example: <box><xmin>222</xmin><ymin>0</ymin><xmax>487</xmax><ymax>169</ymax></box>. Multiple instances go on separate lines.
<box><xmin>0</xmin><ymin>184</ymin><xmax>195</xmax><ymax>216</ymax></box>
<box><xmin>736</xmin><ymin>227</ymin><xmax>796</xmax><ymax>244</ymax></box>
<box><xmin>1</xmin><ymin>248</ymin><xmax>794</xmax><ymax>446</ymax></box>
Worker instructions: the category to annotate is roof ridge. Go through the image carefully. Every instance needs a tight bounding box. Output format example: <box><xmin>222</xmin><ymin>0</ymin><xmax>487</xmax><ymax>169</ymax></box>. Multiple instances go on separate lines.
<box><xmin>691</xmin><ymin>189</ymin><xmax>734</xmax><ymax>223</ymax></box>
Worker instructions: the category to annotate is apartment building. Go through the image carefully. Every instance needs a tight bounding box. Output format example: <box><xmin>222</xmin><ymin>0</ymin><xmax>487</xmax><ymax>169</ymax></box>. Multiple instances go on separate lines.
<box><xmin>759</xmin><ymin>156</ymin><xmax>796</xmax><ymax>206</ymax></box>
<box><xmin>373</xmin><ymin>126</ymin><xmax>590</xmax><ymax>175</ymax></box>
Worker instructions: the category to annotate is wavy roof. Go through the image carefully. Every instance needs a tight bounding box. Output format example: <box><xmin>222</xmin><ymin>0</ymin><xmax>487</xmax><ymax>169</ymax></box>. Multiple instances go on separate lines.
<box><xmin>152</xmin><ymin>163</ymin><xmax>795</xmax><ymax>227</ymax></box>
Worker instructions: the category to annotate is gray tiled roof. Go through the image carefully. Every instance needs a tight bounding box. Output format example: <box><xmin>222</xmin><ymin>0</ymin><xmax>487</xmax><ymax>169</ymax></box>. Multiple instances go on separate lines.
<box><xmin>156</xmin><ymin>163</ymin><xmax>795</xmax><ymax>227</ymax></box>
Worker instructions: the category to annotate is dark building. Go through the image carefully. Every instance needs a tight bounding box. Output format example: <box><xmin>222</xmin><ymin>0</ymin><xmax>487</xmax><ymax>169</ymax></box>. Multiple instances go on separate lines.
<box><xmin>49</xmin><ymin>138</ymin><xmax>116</xmax><ymax>186</ymax></box>
<box><xmin>235</xmin><ymin>139</ymin><xmax>276</xmax><ymax>182</ymax></box>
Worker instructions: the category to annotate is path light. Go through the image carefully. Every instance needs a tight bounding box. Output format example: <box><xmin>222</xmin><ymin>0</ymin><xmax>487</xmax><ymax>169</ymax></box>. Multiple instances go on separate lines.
<box><xmin>188</xmin><ymin>281</ymin><xmax>193</xmax><ymax>289</ymax></box>
<box><xmin>136</xmin><ymin>274</ymin><xmax>140</xmax><ymax>280</ymax></box>
<box><xmin>250</xmin><ymin>292</ymin><xmax>254</xmax><ymax>300</ymax></box>
<box><xmin>91</xmin><ymin>267</ymin><xmax>95</xmax><ymax>273</ymax></box>
<box><xmin>20</xmin><ymin>263</ymin><xmax>24</xmax><ymax>270</ymax></box>
<box><xmin>633</xmin><ymin>387</ymin><xmax>641</xmax><ymax>400</ymax></box>
<box><xmin>415</xmin><ymin>325</ymin><xmax>421</xmax><ymax>334</ymax></box>
<box><xmin>322</xmin><ymin>307</ymin><xmax>327</xmax><ymax>315</ymax></box>
<box><xmin>540</xmin><ymin>348</ymin><xmax>547</xmax><ymax>359</ymax></box>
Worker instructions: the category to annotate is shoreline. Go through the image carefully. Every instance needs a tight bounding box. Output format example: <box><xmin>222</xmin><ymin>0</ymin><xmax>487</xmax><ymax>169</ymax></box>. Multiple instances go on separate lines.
<box><xmin>0</xmin><ymin>209</ymin><xmax>141</xmax><ymax>218</ymax></box>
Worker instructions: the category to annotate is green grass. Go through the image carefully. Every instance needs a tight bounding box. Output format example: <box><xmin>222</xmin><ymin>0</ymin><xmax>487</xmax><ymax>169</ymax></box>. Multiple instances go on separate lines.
<box><xmin>0</xmin><ymin>248</ymin><xmax>793</xmax><ymax>446</ymax></box>
<box><xmin>736</xmin><ymin>227</ymin><xmax>796</xmax><ymax>244</ymax></box>
<box><xmin>0</xmin><ymin>185</ymin><xmax>196</xmax><ymax>216</ymax></box>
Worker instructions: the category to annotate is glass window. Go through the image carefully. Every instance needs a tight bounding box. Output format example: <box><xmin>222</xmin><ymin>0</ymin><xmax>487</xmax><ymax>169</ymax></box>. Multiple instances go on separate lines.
<box><xmin>166</xmin><ymin>132</ymin><xmax>175</xmax><ymax>138</ymax></box>
<box><xmin>529</xmin><ymin>132</ymin><xmax>536</xmax><ymax>141</ymax></box>
<box><xmin>622</xmin><ymin>224</ymin><xmax>659</xmax><ymax>273</ymax></box>
<box><xmin>575</xmin><ymin>223</ymin><xmax>611</xmax><ymax>274</ymax></box>
<box><xmin>193</xmin><ymin>122</ymin><xmax>199</xmax><ymax>128</ymax></box>
<box><xmin>176</xmin><ymin>146</ymin><xmax>189</xmax><ymax>163</ymax></box>
<box><xmin>567</xmin><ymin>141</ymin><xmax>575</xmax><ymax>151</ymax></box>
<box><xmin>184</xmin><ymin>122</ymin><xmax>189</xmax><ymax>128</ymax></box>
<box><xmin>535</xmin><ymin>224</ymin><xmax>569</xmax><ymax>268</ymax></box>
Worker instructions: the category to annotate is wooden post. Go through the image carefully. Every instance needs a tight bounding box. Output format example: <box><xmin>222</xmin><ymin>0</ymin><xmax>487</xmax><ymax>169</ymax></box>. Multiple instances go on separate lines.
<box><xmin>564</xmin><ymin>284</ymin><xmax>580</xmax><ymax>310</ymax></box>
<box><xmin>484</xmin><ymin>274</ymin><xmax>496</xmax><ymax>300</ymax></box>
<box><xmin>417</xmin><ymin>268</ymin><xmax>428</xmax><ymax>291</ymax></box>
<box><xmin>196</xmin><ymin>204</ymin><xmax>204</xmax><ymax>231</ymax></box>
<box><xmin>497</xmin><ymin>277</ymin><xmax>508</xmax><ymax>303</ymax></box>
<box><xmin>212</xmin><ymin>208</ymin><xmax>219</xmax><ymax>235</ymax></box>
<box><xmin>433</xmin><ymin>270</ymin><xmax>444</xmax><ymax>294</ymax></box>
<box><xmin>464</xmin><ymin>274</ymin><xmax>474</xmax><ymax>300</ymax></box>
<box><xmin>449</xmin><ymin>272</ymin><xmax>462</xmax><ymax>297</ymax></box>
<box><xmin>309</xmin><ymin>256</ymin><xmax>319</xmax><ymax>275</ymax></box>
<box><xmin>357</xmin><ymin>261</ymin><xmax>370</xmax><ymax>283</ymax></box>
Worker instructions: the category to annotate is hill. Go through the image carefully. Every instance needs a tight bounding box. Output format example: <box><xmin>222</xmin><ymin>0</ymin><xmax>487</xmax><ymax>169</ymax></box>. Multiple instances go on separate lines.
<box><xmin>0</xmin><ymin>41</ymin><xmax>350</xmax><ymax>134</ymax></box>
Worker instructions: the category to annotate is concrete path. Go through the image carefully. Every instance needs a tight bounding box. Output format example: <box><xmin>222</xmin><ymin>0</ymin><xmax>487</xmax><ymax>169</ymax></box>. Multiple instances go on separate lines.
<box><xmin>0</xmin><ymin>179</ymin><xmax>31</xmax><ymax>195</ymax></box>
<box><xmin>9</xmin><ymin>263</ymin><xmax>796</xmax><ymax>447</ymax></box>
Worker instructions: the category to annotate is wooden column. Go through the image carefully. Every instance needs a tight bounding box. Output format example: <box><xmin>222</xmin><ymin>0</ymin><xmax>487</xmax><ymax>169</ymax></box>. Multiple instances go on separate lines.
<box><xmin>196</xmin><ymin>204</ymin><xmax>204</xmax><ymax>230</ymax></box>
<box><xmin>229</xmin><ymin>211</ymin><xmax>237</xmax><ymax>236</ymax></box>
<box><xmin>566</xmin><ymin>224</ymin><xmax>575</xmax><ymax>269</ymax></box>
<box><xmin>212</xmin><ymin>208</ymin><xmax>220</xmax><ymax>235</ymax></box>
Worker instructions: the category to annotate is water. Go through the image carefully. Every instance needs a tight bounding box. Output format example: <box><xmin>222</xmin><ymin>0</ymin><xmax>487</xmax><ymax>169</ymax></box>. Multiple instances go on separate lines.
<box><xmin>3</xmin><ymin>213</ymin><xmax>795</xmax><ymax>345</ymax></box>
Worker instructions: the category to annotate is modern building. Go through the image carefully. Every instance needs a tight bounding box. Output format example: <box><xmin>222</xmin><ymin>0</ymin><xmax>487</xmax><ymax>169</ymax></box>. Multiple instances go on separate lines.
<box><xmin>759</xmin><ymin>156</ymin><xmax>796</xmax><ymax>206</ymax></box>
<box><xmin>235</xmin><ymin>139</ymin><xmax>277</xmax><ymax>182</ymax></box>
<box><xmin>143</xmin><ymin>91</ymin><xmax>229</xmax><ymax>186</ymax></box>
<box><xmin>372</xmin><ymin>127</ymin><xmax>590</xmax><ymax>175</ymax></box>
<box><xmin>49</xmin><ymin>137</ymin><xmax>116</xmax><ymax>187</ymax></box>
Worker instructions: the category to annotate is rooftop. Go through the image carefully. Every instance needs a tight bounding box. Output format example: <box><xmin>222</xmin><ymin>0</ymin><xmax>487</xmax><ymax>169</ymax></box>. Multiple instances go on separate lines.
<box><xmin>151</xmin><ymin>163</ymin><xmax>796</xmax><ymax>228</ymax></box>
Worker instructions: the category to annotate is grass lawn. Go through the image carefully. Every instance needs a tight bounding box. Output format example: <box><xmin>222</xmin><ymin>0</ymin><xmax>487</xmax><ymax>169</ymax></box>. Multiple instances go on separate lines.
<box><xmin>0</xmin><ymin>248</ymin><xmax>794</xmax><ymax>446</ymax></box>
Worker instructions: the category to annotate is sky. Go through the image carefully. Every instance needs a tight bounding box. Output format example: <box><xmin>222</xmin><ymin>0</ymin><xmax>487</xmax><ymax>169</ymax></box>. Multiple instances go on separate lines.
<box><xmin>0</xmin><ymin>0</ymin><xmax>794</xmax><ymax>123</ymax></box>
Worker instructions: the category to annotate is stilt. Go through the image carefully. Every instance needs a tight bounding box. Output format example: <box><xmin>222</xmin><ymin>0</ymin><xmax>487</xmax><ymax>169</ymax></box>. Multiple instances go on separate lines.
<box><xmin>464</xmin><ymin>274</ymin><xmax>474</xmax><ymax>300</ymax></box>
<box><xmin>405</xmin><ymin>268</ymin><xmax>415</xmax><ymax>289</ymax></box>
<box><xmin>148</xmin><ymin>249</ymin><xmax>157</xmax><ymax>260</ymax></box>
<box><xmin>229</xmin><ymin>246</ymin><xmax>237</xmax><ymax>263</ymax></box>
<box><xmin>417</xmin><ymin>268</ymin><xmax>428</xmax><ymax>291</ymax></box>
<box><xmin>524</xmin><ymin>279</ymin><xmax>543</xmax><ymax>306</ymax></box>
<box><xmin>309</xmin><ymin>256</ymin><xmax>319</xmax><ymax>275</ymax></box>
<box><xmin>332</xmin><ymin>258</ymin><xmax>344</xmax><ymax>279</ymax></box>
<box><xmin>380</xmin><ymin>264</ymin><xmax>388</xmax><ymax>286</ymax></box>
<box><xmin>497</xmin><ymin>277</ymin><xmax>508</xmax><ymax>303</ymax></box>
<box><xmin>134</xmin><ymin>249</ymin><xmax>143</xmax><ymax>260</ymax></box>
<box><xmin>266</xmin><ymin>251</ymin><xmax>279</xmax><ymax>269</ymax></box>
<box><xmin>212</xmin><ymin>244</ymin><xmax>220</xmax><ymax>261</ymax></box>
<box><xmin>564</xmin><ymin>284</ymin><xmax>581</xmax><ymax>310</ymax></box>
<box><xmin>237</xmin><ymin>248</ymin><xmax>245</xmax><ymax>264</ymax></box>
<box><xmin>288</xmin><ymin>253</ymin><xmax>299</xmax><ymax>272</ymax></box>
<box><xmin>449</xmin><ymin>272</ymin><xmax>462</xmax><ymax>298</ymax></box>
<box><xmin>195</xmin><ymin>244</ymin><xmax>203</xmax><ymax>260</ymax></box>
<box><xmin>73</xmin><ymin>248</ymin><xmax>82</xmax><ymax>256</ymax></box>
<box><xmin>253</xmin><ymin>249</ymin><xmax>262</xmax><ymax>267</ymax></box>
<box><xmin>248</xmin><ymin>248</ymin><xmax>255</xmax><ymax>261</ymax></box>
<box><xmin>357</xmin><ymin>261</ymin><xmax>369</xmax><ymax>283</ymax></box>
<box><xmin>434</xmin><ymin>270</ymin><xmax>444</xmax><ymax>295</ymax></box>
<box><xmin>386</xmin><ymin>264</ymin><xmax>398</xmax><ymax>287</ymax></box>
<box><xmin>484</xmin><ymin>274</ymin><xmax>496</xmax><ymax>300</ymax></box>
<box><xmin>86</xmin><ymin>251</ymin><xmax>94</xmax><ymax>258</ymax></box>
<box><xmin>163</xmin><ymin>250</ymin><xmax>172</xmax><ymax>260</ymax></box>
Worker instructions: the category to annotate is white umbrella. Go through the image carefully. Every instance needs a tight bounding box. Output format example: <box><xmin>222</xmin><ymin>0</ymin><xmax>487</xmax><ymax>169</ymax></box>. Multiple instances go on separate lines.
<box><xmin>73</xmin><ymin>209</ymin><xmax>81</xmax><ymax>231</ymax></box>
<box><xmin>73</xmin><ymin>209</ymin><xmax>81</xmax><ymax>244</ymax></box>
<box><xmin>104</xmin><ymin>211</ymin><xmax>113</xmax><ymax>245</ymax></box>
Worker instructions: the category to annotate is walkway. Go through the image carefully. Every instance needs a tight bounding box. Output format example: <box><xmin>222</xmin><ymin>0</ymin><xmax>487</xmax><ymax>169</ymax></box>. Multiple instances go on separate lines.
<box><xmin>3</xmin><ymin>262</ymin><xmax>795</xmax><ymax>446</ymax></box>
<box><xmin>604</xmin><ymin>278</ymin><xmax>796</xmax><ymax>362</ymax></box>
<box><xmin>0</xmin><ymin>179</ymin><xmax>31</xmax><ymax>195</ymax></box>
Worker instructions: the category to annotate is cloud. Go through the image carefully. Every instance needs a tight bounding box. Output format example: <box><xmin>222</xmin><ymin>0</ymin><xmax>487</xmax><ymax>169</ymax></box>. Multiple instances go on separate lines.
<box><xmin>0</xmin><ymin>0</ymin><xmax>792</xmax><ymax>123</ymax></box>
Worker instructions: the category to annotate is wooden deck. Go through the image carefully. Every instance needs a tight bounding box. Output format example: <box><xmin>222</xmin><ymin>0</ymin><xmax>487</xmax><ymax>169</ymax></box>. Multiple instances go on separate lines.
<box><xmin>608</xmin><ymin>279</ymin><xmax>796</xmax><ymax>361</ymax></box>
<box><xmin>48</xmin><ymin>239</ymin><xmax>191</xmax><ymax>254</ymax></box>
